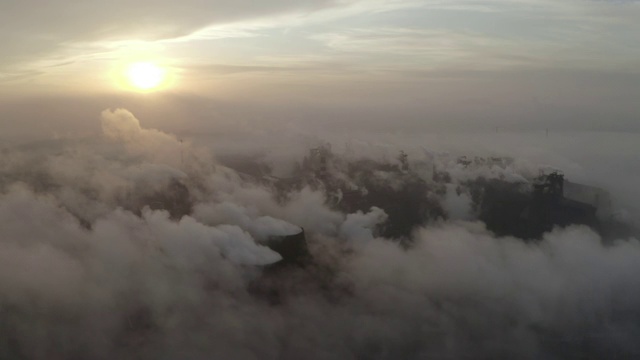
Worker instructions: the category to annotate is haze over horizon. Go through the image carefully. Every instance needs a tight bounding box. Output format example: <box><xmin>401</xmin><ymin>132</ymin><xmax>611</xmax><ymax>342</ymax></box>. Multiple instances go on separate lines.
<box><xmin>1</xmin><ymin>0</ymin><xmax>639</xmax><ymax>139</ymax></box>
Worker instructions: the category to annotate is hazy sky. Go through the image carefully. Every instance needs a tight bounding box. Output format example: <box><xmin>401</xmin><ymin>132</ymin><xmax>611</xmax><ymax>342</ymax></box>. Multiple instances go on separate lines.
<box><xmin>1</xmin><ymin>0</ymin><xmax>639</xmax><ymax>138</ymax></box>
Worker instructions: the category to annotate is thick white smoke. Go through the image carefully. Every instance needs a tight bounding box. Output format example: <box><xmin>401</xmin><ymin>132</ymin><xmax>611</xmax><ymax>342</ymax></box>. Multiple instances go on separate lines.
<box><xmin>0</xmin><ymin>109</ymin><xmax>638</xmax><ymax>359</ymax></box>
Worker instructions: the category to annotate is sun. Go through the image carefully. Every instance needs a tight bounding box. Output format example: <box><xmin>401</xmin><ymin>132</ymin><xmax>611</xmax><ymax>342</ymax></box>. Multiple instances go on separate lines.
<box><xmin>125</xmin><ymin>62</ymin><xmax>166</xmax><ymax>91</ymax></box>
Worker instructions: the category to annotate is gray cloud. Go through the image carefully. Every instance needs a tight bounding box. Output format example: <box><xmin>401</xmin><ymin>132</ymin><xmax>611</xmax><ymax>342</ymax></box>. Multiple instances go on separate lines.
<box><xmin>0</xmin><ymin>0</ymin><xmax>340</xmax><ymax>67</ymax></box>
<box><xmin>0</xmin><ymin>109</ymin><xmax>639</xmax><ymax>358</ymax></box>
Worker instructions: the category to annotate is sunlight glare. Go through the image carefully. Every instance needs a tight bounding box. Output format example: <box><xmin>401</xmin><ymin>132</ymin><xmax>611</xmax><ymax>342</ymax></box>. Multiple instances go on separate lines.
<box><xmin>125</xmin><ymin>62</ymin><xmax>166</xmax><ymax>91</ymax></box>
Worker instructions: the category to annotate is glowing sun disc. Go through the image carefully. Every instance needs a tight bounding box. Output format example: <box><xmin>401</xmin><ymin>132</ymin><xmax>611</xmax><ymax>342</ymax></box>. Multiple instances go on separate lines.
<box><xmin>126</xmin><ymin>62</ymin><xmax>166</xmax><ymax>90</ymax></box>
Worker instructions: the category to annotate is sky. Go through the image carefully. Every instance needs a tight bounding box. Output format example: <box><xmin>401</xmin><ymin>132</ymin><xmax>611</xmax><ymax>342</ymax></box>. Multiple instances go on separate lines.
<box><xmin>1</xmin><ymin>0</ymin><xmax>639</xmax><ymax>139</ymax></box>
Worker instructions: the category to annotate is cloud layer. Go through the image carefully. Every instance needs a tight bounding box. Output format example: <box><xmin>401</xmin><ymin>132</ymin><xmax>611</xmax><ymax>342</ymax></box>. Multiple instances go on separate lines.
<box><xmin>0</xmin><ymin>109</ymin><xmax>638</xmax><ymax>359</ymax></box>
<box><xmin>0</xmin><ymin>0</ymin><xmax>339</xmax><ymax>64</ymax></box>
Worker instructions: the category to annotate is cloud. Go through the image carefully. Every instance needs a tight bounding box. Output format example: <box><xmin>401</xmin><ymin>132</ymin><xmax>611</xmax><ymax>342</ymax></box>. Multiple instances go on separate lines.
<box><xmin>0</xmin><ymin>0</ymin><xmax>341</xmax><ymax>67</ymax></box>
<box><xmin>339</xmin><ymin>206</ymin><xmax>388</xmax><ymax>245</ymax></box>
<box><xmin>311</xmin><ymin>17</ymin><xmax>640</xmax><ymax>73</ymax></box>
<box><xmin>0</xmin><ymin>108</ymin><xmax>638</xmax><ymax>358</ymax></box>
<box><xmin>312</xmin><ymin>28</ymin><xmax>531</xmax><ymax>71</ymax></box>
<box><xmin>347</xmin><ymin>223</ymin><xmax>640</xmax><ymax>358</ymax></box>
